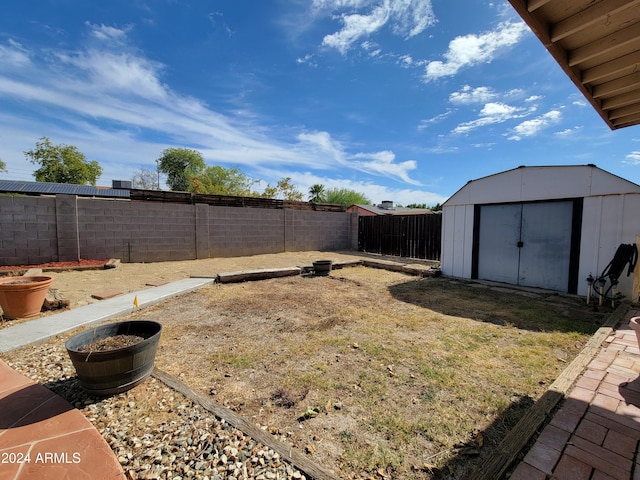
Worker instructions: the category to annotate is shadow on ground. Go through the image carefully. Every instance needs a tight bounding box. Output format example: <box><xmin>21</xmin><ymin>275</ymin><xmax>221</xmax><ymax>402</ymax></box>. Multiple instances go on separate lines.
<box><xmin>388</xmin><ymin>276</ymin><xmax>608</xmax><ymax>334</ymax></box>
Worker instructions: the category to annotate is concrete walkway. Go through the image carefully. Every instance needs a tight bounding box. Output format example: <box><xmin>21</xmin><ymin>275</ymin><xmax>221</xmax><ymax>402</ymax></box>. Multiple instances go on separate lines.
<box><xmin>0</xmin><ymin>277</ymin><xmax>215</xmax><ymax>353</ymax></box>
<box><xmin>510</xmin><ymin>308</ymin><xmax>640</xmax><ymax>480</ymax></box>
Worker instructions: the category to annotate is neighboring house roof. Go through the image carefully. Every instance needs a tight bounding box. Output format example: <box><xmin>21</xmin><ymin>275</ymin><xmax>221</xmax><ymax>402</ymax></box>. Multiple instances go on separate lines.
<box><xmin>444</xmin><ymin>164</ymin><xmax>640</xmax><ymax>207</ymax></box>
<box><xmin>0</xmin><ymin>180</ymin><xmax>130</xmax><ymax>198</ymax></box>
<box><xmin>508</xmin><ymin>0</ymin><xmax>640</xmax><ymax>130</ymax></box>
<box><xmin>349</xmin><ymin>204</ymin><xmax>434</xmax><ymax>215</ymax></box>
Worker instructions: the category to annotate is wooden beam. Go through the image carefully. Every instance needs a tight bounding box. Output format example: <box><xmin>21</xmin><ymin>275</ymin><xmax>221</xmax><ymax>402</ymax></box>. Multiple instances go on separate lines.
<box><xmin>592</xmin><ymin>72</ymin><xmax>640</xmax><ymax>98</ymax></box>
<box><xmin>582</xmin><ymin>50</ymin><xmax>640</xmax><ymax>84</ymax></box>
<box><xmin>551</xmin><ymin>0</ymin><xmax>640</xmax><ymax>42</ymax></box>
<box><xmin>527</xmin><ymin>0</ymin><xmax>551</xmax><ymax>13</ymax></box>
<box><xmin>602</xmin><ymin>89</ymin><xmax>640</xmax><ymax>110</ymax></box>
<box><xmin>612</xmin><ymin>111</ymin><xmax>640</xmax><ymax>127</ymax></box>
<box><xmin>569</xmin><ymin>24</ymin><xmax>640</xmax><ymax>66</ymax></box>
<box><xmin>152</xmin><ymin>368</ymin><xmax>341</xmax><ymax>480</ymax></box>
<box><xmin>608</xmin><ymin>102</ymin><xmax>640</xmax><ymax>120</ymax></box>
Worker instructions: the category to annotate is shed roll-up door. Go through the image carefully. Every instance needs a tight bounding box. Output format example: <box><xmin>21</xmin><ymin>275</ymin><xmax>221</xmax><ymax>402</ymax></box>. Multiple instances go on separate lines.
<box><xmin>476</xmin><ymin>200</ymin><xmax>578</xmax><ymax>292</ymax></box>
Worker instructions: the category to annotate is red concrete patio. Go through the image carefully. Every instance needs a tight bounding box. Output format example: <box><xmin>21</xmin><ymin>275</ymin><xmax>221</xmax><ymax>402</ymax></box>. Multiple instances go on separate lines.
<box><xmin>0</xmin><ymin>361</ymin><xmax>125</xmax><ymax>480</ymax></box>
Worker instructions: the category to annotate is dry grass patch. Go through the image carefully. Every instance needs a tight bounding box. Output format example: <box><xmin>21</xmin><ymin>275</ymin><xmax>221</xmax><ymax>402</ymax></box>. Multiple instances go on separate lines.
<box><xmin>124</xmin><ymin>266</ymin><xmax>607</xmax><ymax>479</ymax></box>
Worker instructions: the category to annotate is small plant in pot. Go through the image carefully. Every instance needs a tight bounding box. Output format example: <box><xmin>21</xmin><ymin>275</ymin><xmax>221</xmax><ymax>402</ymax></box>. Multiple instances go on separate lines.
<box><xmin>65</xmin><ymin>320</ymin><xmax>162</xmax><ymax>396</ymax></box>
<box><xmin>0</xmin><ymin>276</ymin><xmax>53</xmax><ymax>319</ymax></box>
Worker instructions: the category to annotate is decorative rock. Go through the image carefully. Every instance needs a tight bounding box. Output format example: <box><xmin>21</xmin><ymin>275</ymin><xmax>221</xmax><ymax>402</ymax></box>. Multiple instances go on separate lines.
<box><xmin>3</xmin><ymin>343</ymin><xmax>310</xmax><ymax>480</ymax></box>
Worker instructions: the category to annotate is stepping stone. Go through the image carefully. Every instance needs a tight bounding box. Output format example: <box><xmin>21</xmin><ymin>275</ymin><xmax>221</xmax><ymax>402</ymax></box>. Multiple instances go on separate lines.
<box><xmin>91</xmin><ymin>290</ymin><xmax>123</xmax><ymax>300</ymax></box>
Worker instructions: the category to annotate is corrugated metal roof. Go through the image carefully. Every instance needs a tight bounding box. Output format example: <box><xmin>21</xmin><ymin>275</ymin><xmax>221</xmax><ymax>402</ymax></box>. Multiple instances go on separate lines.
<box><xmin>0</xmin><ymin>180</ymin><xmax>130</xmax><ymax>198</ymax></box>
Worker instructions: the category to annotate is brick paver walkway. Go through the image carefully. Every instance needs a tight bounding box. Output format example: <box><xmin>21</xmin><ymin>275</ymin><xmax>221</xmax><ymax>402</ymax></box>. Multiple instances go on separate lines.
<box><xmin>510</xmin><ymin>308</ymin><xmax>640</xmax><ymax>480</ymax></box>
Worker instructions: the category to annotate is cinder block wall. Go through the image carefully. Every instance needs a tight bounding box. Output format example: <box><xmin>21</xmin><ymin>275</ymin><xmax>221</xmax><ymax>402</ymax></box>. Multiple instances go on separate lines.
<box><xmin>0</xmin><ymin>195</ymin><xmax>357</xmax><ymax>265</ymax></box>
<box><xmin>0</xmin><ymin>196</ymin><xmax>58</xmax><ymax>265</ymax></box>
<box><xmin>77</xmin><ymin>199</ymin><xmax>197</xmax><ymax>263</ymax></box>
<box><xmin>210</xmin><ymin>206</ymin><xmax>285</xmax><ymax>258</ymax></box>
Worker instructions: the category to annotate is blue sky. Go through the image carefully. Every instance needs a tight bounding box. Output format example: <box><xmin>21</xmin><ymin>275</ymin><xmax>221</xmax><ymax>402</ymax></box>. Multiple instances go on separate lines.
<box><xmin>1</xmin><ymin>0</ymin><xmax>640</xmax><ymax>206</ymax></box>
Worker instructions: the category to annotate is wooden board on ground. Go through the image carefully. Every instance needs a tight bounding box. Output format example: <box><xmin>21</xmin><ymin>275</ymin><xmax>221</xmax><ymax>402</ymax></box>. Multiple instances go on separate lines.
<box><xmin>217</xmin><ymin>267</ymin><xmax>301</xmax><ymax>284</ymax></box>
<box><xmin>91</xmin><ymin>289</ymin><xmax>123</xmax><ymax>300</ymax></box>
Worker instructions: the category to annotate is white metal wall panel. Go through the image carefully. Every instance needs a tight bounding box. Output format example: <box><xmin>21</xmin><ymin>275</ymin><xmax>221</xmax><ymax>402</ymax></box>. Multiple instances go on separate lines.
<box><xmin>441</xmin><ymin>204</ymin><xmax>474</xmax><ymax>278</ymax></box>
<box><xmin>578</xmin><ymin>194</ymin><xmax>640</xmax><ymax>298</ymax></box>
<box><xmin>520</xmin><ymin>167</ymin><xmax>591</xmax><ymax>200</ymax></box>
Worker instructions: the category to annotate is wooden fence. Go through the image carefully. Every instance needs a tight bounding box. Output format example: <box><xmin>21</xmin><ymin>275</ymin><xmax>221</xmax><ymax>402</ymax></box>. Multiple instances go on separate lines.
<box><xmin>358</xmin><ymin>214</ymin><xmax>442</xmax><ymax>260</ymax></box>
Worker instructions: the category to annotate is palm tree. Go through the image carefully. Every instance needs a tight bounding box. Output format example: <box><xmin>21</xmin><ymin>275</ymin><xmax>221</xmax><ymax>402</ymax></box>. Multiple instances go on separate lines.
<box><xmin>308</xmin><ymin>183</ymin><xmax>325</xmax><ymax>203</ymax></box>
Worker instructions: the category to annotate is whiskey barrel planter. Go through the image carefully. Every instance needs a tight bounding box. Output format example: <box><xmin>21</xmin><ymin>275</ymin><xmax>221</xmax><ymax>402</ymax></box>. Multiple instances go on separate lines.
<box><xmin>65</xmin><ymin>320</ymin><xmax>162</xmax><ymax>396</ymax></box>
<box><xmin>0</xmin><ymin>276</ymin><xmax>53</xmax><ymax>319</ymax></box>
<box><xmin>312</xmin><ymin>260</ymin><xmax>333</xmax><ymax>276</ymax></box>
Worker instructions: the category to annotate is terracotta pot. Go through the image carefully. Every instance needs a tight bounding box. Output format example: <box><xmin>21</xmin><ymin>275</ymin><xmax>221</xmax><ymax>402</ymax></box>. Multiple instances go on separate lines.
<box><xmin>0</xmin><ymin>276</ymin><xmax>54</xmax><ymax>319</ymax></box>
<box><xmin>630</xmin><ymin>317</ymin><xmax>640</xmax><ymax>351</ymax></box>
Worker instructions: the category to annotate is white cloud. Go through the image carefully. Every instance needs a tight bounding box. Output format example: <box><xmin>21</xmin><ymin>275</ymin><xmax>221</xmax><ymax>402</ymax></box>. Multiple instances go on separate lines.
<box><xmin>87</xmin><ymin>23</ymin><xmax>129</xmax><ymax>43</ymax></box>
<box><xmin>0</xmin><ymin>39</ymin><xmax>31</xmax><ymax>68</ymax></box>
<box><xmin>0</xmin><ymin>32</ymin><xmax>422</xmax><ymax>186</ymax></box>
<box><xmin>555</xmin><ymin>126</ymin><xmax>582</xmax><ymax>137</ymax></box>
<box><xmin>453</xmin><ymin>102</ymin><xmax>529</xmax><ymax>134</ymax></box>
<box><xmin>424</xmin><ymin>21</ymin><xmax>528</xmax><ymax>81</ymax></box>
<box><xmin>508</xmin><ymin>110</ymin><xmax>562</xmax><ymax>140</ymax></box>
<box><xmin>624</xmin><ymin>151</ymin><xmax>640</xmax><ymax>165</ymax></box>
<box><xmin>449</xmin><ymin>85</ymin><xmax>497</xmax><ymax>105</ymax></box>
<box><xmin>352</xmin><ymin>150</ymin><xmax>420</xmax><ymax>185</ymax></box>
<box><xmin>417</xmin><ymin>111</ymin><xmax>453</xmax><ymax>130</ymax></box>
<box><xmin>297</xmin><ymin>132</ymin><xmax>419</xmax><ymax>183</ymax></box>
<box><xmin>315</xmin><ymin>0</ymin><xmax>436</xmax><ymax>54</ymax></box>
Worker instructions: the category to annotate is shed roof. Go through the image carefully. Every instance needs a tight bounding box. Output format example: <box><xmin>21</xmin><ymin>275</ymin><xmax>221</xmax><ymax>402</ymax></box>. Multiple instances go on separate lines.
<box><xmin>444</xmin><ymin>165</ymin><xmax>640</xmax><ymax>207</ymax></box>
<box><xmin>508</xmin><ymin>0</ymin><xmax>640</xmax><ymax>129</ymax></box>
<box><xmin>0</xmin><ymin>180</ymin><xmax>130</xmax><ymax>198</ymax></box>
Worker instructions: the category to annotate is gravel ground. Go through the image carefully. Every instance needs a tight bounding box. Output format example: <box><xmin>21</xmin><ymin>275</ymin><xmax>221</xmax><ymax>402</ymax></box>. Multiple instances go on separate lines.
<box><xmin>3</xmin><ymin>341</ymin><xmax>310</xmax><ymax>480</ymax></box>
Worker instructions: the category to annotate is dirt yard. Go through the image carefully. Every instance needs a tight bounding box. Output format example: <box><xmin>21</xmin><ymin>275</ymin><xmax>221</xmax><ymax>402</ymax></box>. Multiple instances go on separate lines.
<box><xmin>0</xmin><ymin>252</ymin><xmax>612</xmax><ymax>478</ymax></box>
<box><xmin>113</xmin><ymin>262</ymin><xmax>606</xmax><ymax>479</ymax></box>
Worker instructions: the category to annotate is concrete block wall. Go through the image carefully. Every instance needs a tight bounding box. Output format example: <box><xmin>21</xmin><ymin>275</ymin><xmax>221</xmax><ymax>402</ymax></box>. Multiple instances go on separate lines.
<box><xmin>284</xmin><ymin>209</ymin><xmax>355</xmax><ymax>251</ymax></box>
<box><xmin>210</xmin><ymin>206</ymin><xmax>284</xmax><ymax>258</ymax></box>
<box><xmin>0</xmin><ymin>196</ymin><xmax>58</xmax><ymax>265</ymax></box>
<box><xmin>77</xmin><ymin>199</ymin><xmax>197</xmax><ymax>263</ymax></box>
<box><xmin>0</xmin><ymin>195</ymin><xmax>357</xmax><ymax>265</ymax></box>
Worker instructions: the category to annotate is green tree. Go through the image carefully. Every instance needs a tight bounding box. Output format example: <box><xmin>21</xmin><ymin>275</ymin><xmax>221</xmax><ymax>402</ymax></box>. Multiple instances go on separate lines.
<box><xmin>430</xmin><ymin>202</ymin><xmax>443</xmax><ymax>211</ymax></box>
<box><xmin>406</xmin><ymin>203</ymin><xmax>427</xmax><ymax>209</ymax></box>
<box><xmin>0</xmin><ymin>158</ymin><xmax>6</xmax><ymax>173</ymax></box>
<box><xmin>131</xmin><ymin>168</ymin><xmax>160</xmax><ymax>190</ymax></box>
<box><xmin>188</xmin><ymin>166</ymin><xmax>256</xmax><ymax>195</ymax></box>
<box><xmin>323</xmin><ymin>187</ymin><xmax>371</xmax><ymax>207</ymax></box>
<box><xmin>261</xmin><ymin>177</ymin><xmax>303</xmax><ymax>201</ymax></box>
<box><xmin>308</xmin><ymin>184</ymin><xmax>325</xmax><ymax>202</ymax></box>
<box><xmin>157</xmin><ymin>147</ymin><xmax>205</xmax><ymax>191</ymax></box>
<box><xmin>24</xmin><ymin>137</ymin><xmax>102</xmax><ymax>185</ymax></box>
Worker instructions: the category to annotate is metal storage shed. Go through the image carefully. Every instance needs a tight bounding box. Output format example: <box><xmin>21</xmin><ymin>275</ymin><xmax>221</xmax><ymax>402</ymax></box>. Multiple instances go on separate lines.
<box><xmin>441</xmin><ymin>165</ymin><xmax>640</xmax><ymax>299</ymax></box>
